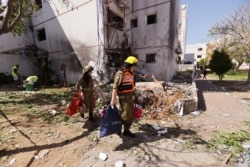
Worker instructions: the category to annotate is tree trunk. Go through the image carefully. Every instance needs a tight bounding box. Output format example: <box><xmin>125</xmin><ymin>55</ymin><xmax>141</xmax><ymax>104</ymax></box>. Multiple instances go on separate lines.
<box><xmin>247</xmin><ymin>64</ymin><xmax>250</xmax><ymax>84</ymax></box>
<box><xmin>219</xmin><ymin>74</ymin><xmax>223</xmax><ymax>81</ymax></box>
<box><xmin>235</xmin><ymin>61</ymin><xmax>244</xmax><ymax>71</ymax></box>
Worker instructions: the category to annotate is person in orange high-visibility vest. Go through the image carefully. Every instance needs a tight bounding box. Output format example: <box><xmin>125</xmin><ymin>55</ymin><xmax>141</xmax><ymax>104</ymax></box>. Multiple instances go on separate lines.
<box><xmin>110</xmin><ymin>56</ymin><xmax>138</xmax><ymax>138</ymax></box>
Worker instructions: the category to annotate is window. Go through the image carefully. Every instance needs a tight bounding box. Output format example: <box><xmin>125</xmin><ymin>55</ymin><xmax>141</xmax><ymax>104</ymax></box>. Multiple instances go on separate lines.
<box><xmin>37</xmin><ymin>28</ymin><xmax>46</xmax><ymax>41</ymax></box>
<box><xmin>147</xmin><ymin>14</ymin><xmax>157</xmax><ymax>25</ymax></box>
<box><xmin>198</xmin><ymin>48</ymin><xmax>202</xmax><ymax>51</ymax></box>
<box><xmin>197</xmin><ymin>55</ymin><xmax>202</xmax><ymax>58</ymax></box>
<box><xmin>35</xmin><ymin>0</ymin><xmax>42</xmax><ymax>9</ymax></box>
<box><xmin>130</xmin><ymin>18</ymin><xmax>138</xmax><ymax>28</ymax></box>
<box><xmin>146</xmin><ymin>53</ymin><xmax>156</xmax><ymax>63</ymax></box>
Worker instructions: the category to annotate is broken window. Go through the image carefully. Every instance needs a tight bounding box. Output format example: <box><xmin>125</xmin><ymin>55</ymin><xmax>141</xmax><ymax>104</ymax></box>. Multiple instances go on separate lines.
<box><xmin>146</xmin><ymin>53</ymin><xmax>156</xmax><ymax>63</ymax></box>
<box><xmin>35</xmin><ymin>0</ymin><xmax>42</xmax><ymax>9</ymax></box>
<box><xmin>107</xmin><ymin>9</ymin><xmax>124</xmax><ymax>31</ymax></box>
<box><xmin>37</xmin><ymin>28</ymin><xmax>46</xmax><ymax>41</ymax></box>
<box><xmin>131</xmin><ymin>18</ymin><xmax>138</xmax><ymax>28</ymax></box>
<box><xmin>147</xmin><ymin>14</ymin><xmax>157</xmax><ymax>25</ymax></box>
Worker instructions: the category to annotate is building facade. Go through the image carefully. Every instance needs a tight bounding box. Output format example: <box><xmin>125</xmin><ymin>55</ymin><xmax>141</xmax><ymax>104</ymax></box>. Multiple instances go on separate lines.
<box><xmin>0</xmin><ymin>0</ymin><xmax>181</xmax><ymax>84</ymax></box>
<box><xmin>178</xmin><ymin>4</ymin><xmax>188</xmax><ymax>63</ymax></box>
<box><xmin>0</xmin><ymin>27</ymin><xmax>36</xmax><ymax>77</ymax></box>
<box><xmin>184</xmin><ymin>43</ymin><xmax>207</xmax><ymax>65</ymax></box>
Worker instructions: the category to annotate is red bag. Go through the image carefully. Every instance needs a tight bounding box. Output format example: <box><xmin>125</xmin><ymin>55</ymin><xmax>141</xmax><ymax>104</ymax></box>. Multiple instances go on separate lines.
<box><xmin>66</xmin><ymin>93</ymin><xmax>83</xmax><ymax>116</ymax></box>
<box><xmin>134</xmin><ymin>104</ymin><xmax>142</xmax><ymax>119</ymax></box>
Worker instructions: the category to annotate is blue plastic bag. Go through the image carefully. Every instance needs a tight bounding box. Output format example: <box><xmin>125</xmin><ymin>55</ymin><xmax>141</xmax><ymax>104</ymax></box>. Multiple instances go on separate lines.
<box><xmin>100</xmin><ymin>105</ymin><xmax>122</xmax><ymax>138</ymax></box>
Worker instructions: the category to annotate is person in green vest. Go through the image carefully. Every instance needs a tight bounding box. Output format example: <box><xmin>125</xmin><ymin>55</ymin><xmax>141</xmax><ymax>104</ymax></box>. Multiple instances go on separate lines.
<box><xmin>11</xmin><ymin>64</ymin><xmax>20</xmax><ymax>81</ymax></box>
<box><xmin>23</xmin><ymin>75</ymin><xmax>39</xmax><ymax>88</ymax></box>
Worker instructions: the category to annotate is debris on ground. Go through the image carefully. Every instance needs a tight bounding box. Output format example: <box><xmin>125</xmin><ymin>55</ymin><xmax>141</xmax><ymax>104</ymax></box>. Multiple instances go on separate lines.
<box><xmin>96</xmin><ymin>71</ymin><xmax>198</xmax><ymax>121</ymax></box>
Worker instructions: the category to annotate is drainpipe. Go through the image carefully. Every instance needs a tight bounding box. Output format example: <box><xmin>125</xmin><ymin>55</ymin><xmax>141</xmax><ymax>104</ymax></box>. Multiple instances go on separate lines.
<box><xmin>130</xmin><ymin>0</ymin><xmax>134</xmax><ymax>52</ymax></box>
<box><xmin>106</xmin><ymin>6</ymin><xmax>110</xmax><ymax>49</ymax></box>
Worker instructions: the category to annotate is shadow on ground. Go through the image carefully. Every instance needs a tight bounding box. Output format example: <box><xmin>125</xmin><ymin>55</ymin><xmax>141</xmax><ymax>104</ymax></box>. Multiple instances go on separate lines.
<box><xmin>114</xmin><ymin>123</ymin><xmax>208</xmax><ymax>151</ymax></box>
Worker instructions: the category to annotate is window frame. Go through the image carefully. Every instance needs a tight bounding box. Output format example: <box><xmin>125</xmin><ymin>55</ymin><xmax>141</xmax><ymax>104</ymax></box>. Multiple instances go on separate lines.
<box><xmin>130</xmin><ymin>18</ymin><xmax>138</xmax><ymax>28</ymax></box>
<box><xmin>35</xmin><ymin>0</ymin><xmax>42</xmax><ymax>9</ymax></box>
<box><xmin>36</xmin><ymin>28</ymin><xmax>46</xmax><ymax>42</ymax></box>
<box><xmin>146</xmin><ymin>53</ymin><xmax>156</xmax><ymax>63</ymax></box>
<box><xmin>198</xmin><ymin>48</ymin><xmax>203</xmax><ymax>51</ymax></box>
<box><xmin>147</xmin><ymin>14</ymin><xmax>157</xmax><ymax>25</ymax></box>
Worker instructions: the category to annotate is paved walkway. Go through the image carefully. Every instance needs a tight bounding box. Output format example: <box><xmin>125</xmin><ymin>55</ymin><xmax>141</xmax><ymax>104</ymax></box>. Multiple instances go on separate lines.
<box><xmin>193</xmin><ymin>79</ymin><xmax>250</xmax><ymax>135</ymax></box>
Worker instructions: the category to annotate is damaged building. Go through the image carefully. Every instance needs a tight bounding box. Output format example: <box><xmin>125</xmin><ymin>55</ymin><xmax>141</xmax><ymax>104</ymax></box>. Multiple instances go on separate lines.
<box><xmin>0</xmin><ymin>0</ymin><xmax>181</xmax><ymax>85</ymax></box>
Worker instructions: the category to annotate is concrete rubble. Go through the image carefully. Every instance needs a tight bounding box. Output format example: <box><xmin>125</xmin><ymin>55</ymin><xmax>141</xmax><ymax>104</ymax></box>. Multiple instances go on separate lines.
<box><xmin>98</xmin><ymin>71</ymin><xmax>198</xmax><ymax>120</ymax></box>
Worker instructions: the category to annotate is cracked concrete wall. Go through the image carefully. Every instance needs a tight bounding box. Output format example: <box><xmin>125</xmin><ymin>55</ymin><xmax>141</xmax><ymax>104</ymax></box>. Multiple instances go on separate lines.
<box><xmin>0</xmin><ymin>53</ymin><xmax>37</xmax><ymax>76</ymax></box>
<box><xmin>0</xmin><ymin>0</ymin><xmax>180</xmax><ymax>85</ymax></box>
<box><xmin>124</xmin><ymin>0</ymin><xmax>180</xmax><ymax>81</ymax></box>
<box><xmin>0</xmin><ymin>26</ymin><xmax>36</xmax><ymax>75</ymax></box>
<box><xmin>31</xmin><ymin>0</ymin><xmax>105</xmax><ymax>85</ymax></box>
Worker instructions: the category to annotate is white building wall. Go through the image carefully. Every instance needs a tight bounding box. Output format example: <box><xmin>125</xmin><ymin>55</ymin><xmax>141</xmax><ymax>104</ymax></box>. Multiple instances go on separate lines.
<box><xmin>0</xmin><ymin>0</ymin><xmax>180</xmax><ymax>83</ymax></box>
<box><xmin>185</xmin><ymin>43</ymin><xmax>207</xmax><ymax>64</ymax></box>
<box><xmin>0</xmin><ymin>27</ymin><xmax>36</xmax><ymax>76</ymax></box>
<box><xmin>31</xmin><ymin>0</ymin><xmax>104</xmax><ymax>84</ymax></box>
<box><xmin>0</xmin><ymin>54</ymin><xmax>37</xmax><ymax>76</ymax></box>
<box><xmin>125</xmin><ymin>0</ymin><xmax>179</xmax><ymax>81</ymax></box>
<box><xmin>0</xmin><ymin>32</ymin><xmax>34</xmax><ymax>52</ymax></box>
<box><xmin>179</xmin><ymin>4</ymin><xmax>188</xmax><ymax>59</ymax></box>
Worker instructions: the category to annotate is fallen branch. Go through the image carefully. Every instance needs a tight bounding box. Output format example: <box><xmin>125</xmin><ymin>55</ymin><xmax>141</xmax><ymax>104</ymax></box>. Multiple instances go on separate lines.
<box><xmin>222</xmin><ymin>153</ymin><xmax>232</xmax><ymax>165</ymax></box>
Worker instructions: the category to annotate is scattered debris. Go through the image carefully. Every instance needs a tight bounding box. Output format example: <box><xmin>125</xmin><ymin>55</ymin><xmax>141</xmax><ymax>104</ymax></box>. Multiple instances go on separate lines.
<box><xmin>173</xmin><ymin>100</ymin><xmax>184</xmax><ymax>116</ymax></box>
<box><xmin>115</xmin><ymin>160</ymin><xmax>124</xmax><ymax>167</ymax></box>
<box><xmin>36</xmin><ymin>149</ymin><xmax>50</xmax><ymax>159</ymax></box>
<box><xmin>99</xmin><ymin>152</ymin><xmax>108</xmax><ymax>161</ymax></box>
<box><xmin>50</xmin><ymin>110</ymin><xmax>57</xmax><ymax>116</ymax></box>
<box><xmin>61</xmin><ymin>100</ymin><xmax>66</xmax><ymax>105</ymax></box>
<box><xmin>9</xmin><ymin>158</ymin><xmax>16</xmax><ymax>165</ymax></box>
<box><xmin>144</xmin><ymin>124</ymin><xmax>168</xmax><ymax>136</ymax></box>
<box><xmin>222</xmin><ymin>114</ymin><xmax>231</xmax><ymax>117</ymax></box>
<box><xmin>223</xmin><ymin>153</ymin><xmax>232</xmax><ymax>165</ymax></box>
<box><xmin>8</xmin><ymin>128</ymin><xmax>17</xmax><ymax>134</ymax></box>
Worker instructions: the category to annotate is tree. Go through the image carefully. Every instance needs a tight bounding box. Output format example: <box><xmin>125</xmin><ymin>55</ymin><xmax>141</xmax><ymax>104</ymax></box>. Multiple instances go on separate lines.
<box><xmin>208</xmin><ymin>6</ymin><xmax>250</xmax><ymax>83</ymax></box>
<box><xmin>0</xmin><ymin>0</ymin><xmax>38</xmax><ymax>36</ymax></box>
<box><xmin>209</xmin><ymin>49</ymin><xmax>233</xmax><ymax>81</ymax></box>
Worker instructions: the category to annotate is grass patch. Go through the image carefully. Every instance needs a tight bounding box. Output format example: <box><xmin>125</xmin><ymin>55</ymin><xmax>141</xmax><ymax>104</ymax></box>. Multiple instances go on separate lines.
<box><xmin>208</xmin><ymin>70</ymin><xmax>248</xmax><ymax>81</ymax></box>
<box><xmin>208</xmin><ymin>129</ymin><xmax>250</xmax><ymax>163</ymax></box>
<box><xmin>0</xmin><ymin>89</ymin><xmax>72</xmax><ymax>124</ymax></box>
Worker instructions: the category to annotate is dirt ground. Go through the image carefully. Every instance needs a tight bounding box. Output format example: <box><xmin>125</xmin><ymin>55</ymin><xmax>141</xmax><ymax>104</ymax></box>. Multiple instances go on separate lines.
<box><xmin>0</xmin><ymin>78</ymin><xmax>250</xmax><ymax>167</ymax></box>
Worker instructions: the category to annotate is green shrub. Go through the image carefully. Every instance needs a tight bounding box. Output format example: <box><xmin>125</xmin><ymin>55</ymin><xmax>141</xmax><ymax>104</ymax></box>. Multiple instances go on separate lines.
<box><xmin>209</xmin><ymin>49</ymin><xmax>233</xmax><ymax>81</ymax></box>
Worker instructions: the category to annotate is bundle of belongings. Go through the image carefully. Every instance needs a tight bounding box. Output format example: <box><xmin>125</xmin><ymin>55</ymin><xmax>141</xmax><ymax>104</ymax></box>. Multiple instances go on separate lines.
<box><xmin>100</xmin><ymin>105</ymin><xmax>122</xmax><ymax>138</ymax></box>
<box><xmin>66</xmin><ymin>91</ymin><xmax>87</xmax><ymax>116</ymax></box>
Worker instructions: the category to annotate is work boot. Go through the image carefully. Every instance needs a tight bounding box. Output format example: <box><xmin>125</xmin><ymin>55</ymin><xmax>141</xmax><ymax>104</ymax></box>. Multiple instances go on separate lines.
<box><xmin>123</xmin><ymin>130</ymin><xmax>136</xmax><ymax>138</ymax></box>
<box><xmin>88</xmin><ymin>117</ymin><xmax>95</xmax><ymax>122</ymax></box>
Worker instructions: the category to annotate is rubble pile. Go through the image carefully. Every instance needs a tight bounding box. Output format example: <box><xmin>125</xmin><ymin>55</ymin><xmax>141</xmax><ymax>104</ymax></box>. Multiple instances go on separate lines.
<box><xmin>97</xmin><ymin>78</ymin><xmax>197</xmax><ymax>121</ymax></box>
<box><xmin>135</xmin><ymin>81</ymin><xmax>197</xmax><ymax>120</ymax></box>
